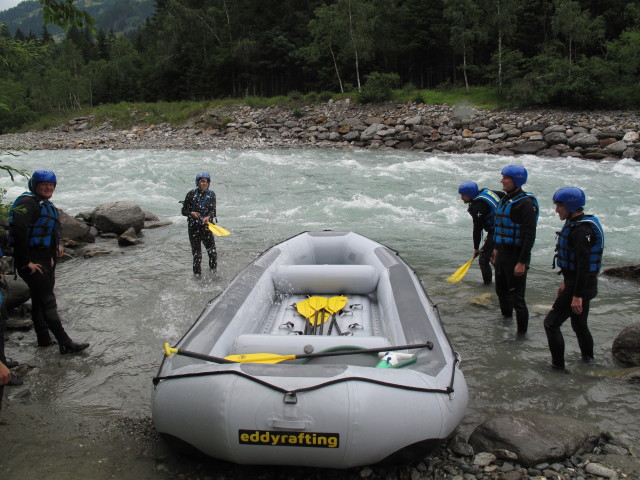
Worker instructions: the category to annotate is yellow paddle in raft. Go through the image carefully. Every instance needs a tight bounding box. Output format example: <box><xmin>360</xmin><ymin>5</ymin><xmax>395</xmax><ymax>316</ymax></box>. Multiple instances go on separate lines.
<box><xmin>445</xmin><ymin>256</ymin><xmax>476</xmax><ymax>283</ymax></box>
<box><xmin>207</xmin><ymin>222</ymin><xmax>231</xmax><ymax>236</ymax></box>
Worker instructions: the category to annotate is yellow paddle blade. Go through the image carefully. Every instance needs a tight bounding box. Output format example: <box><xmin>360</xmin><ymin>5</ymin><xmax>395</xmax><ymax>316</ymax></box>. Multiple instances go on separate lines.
<box><xmin>446</xmin><ymin>257</ymin><xmax>476</xmax><ymax>283</ymax></box>
<box><xmin>295</xmin><ymin>298</ymin><xmax>316</xmax><ymax>319</ymax></box>
<box><xmin>207</xmin><ymin>222</ymin><xmax>231</xmax><ymax>236</ymax></box>
<box><xmin>325</xmin><ymin>296</ymin><xmax>348</xmax><ymax>314</ymax></box>
<box><xmin>224</xmin><ymin>353</ymin><xmax>296</xmax><ymax>364</ymax></box>
<box><xmin>307</xmin><ymin>296</ymin><xmax>327</xmax><ymax>311</ymax></box>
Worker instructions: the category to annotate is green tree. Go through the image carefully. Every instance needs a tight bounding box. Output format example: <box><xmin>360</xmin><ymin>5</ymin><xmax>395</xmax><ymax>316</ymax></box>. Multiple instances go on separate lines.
<box><xmin>551</xmin><ymin>0</ymin><xmax>604</xmax><ymax>63</ymax></box>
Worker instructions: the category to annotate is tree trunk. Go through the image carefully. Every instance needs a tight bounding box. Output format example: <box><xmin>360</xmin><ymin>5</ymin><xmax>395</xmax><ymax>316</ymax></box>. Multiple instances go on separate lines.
<box><xmin>347</xmin><ymin>0</ymin><xmax>361</xmax><ymax>92</ymax></box>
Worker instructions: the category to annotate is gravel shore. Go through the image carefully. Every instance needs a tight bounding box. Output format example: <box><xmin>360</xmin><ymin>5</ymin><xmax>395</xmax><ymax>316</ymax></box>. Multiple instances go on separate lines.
<box><xmin>1</xmin><ymin>101</ymin><xmax>639</xmax><ymax>161</ymax></box>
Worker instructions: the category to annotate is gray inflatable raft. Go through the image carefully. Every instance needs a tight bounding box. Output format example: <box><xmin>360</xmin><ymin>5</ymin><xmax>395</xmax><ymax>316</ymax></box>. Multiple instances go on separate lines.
<box><xmin>152</xmin><ymin>231</ymin><xmax>468</xmax><ymax>468</ymax></box>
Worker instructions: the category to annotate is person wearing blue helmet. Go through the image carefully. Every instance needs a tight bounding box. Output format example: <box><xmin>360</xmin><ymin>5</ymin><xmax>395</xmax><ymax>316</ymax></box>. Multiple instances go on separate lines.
<box><xmin>458</xmin><ymin>181</ymin><xmax>504</xmax><ymax>284</ymax></box>
<box><xmin>8</xmin><ymin>170</ymin><xmax>90</xmax><ymax>354</ymax></box>
<box><xmin>181</xmin><ymin>172</ymin><xmax>217</xmax><ymax>275</ymax></box>
<box><xmin>543</xmin><ymin>187</ymin><xmax>604</xmax><ymax>372</ymax></box>
<box><xmin>491</xmin><ymin>165</ymin><xmax>539</xmax><ymax>334</ymax></box>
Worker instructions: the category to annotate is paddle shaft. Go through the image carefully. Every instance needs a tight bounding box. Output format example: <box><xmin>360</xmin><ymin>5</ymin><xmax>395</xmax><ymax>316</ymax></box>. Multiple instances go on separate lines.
<box><xmin>170</xmin><ymin>342</ymin><xmax>434</xmax><ymax>364</ymax></box>
<box><xmin>291</xmin><ymin>342</ymin><xmax>433</xmax><ymax>361</ymax></box>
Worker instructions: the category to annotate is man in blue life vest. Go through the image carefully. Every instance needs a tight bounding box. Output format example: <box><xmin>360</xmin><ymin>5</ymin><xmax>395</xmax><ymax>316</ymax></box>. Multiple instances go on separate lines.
<box><xmin>9</xmin><ymin>170</ymin><xmax>89</xmax><ymax>354</ymax></box>
<box><xmin>544</xmin><ymin>187</ymin><xmax>604</xmax><ymax>372</ymax></box>
<box><xmin>181</xmin><ymin>172</ymin><xmax>217</xmax><ymax>275</ymax></box>
<box><xmin>458</xmin><ymin>181</ymin><xmax>505</xmax><ymax>284</ymax></box>
<box><xmin>491</xmin><ymin>165</ymin><xmax>539</xmax><ymax>334</ymax></box>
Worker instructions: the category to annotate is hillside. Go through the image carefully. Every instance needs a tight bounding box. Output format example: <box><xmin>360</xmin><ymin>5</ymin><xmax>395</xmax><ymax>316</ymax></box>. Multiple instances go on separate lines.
<box><xmin>0</xmin><ymin>0</ymin><xmax>155</xmax><ymax>37</ymax></box>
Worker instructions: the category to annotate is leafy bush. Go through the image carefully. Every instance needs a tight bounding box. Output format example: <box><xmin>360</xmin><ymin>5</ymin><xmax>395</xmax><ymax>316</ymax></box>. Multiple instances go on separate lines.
<box><xmin>357</xmin><ymin>72</ymin><xmax>400</xmax><ymax>103</ymax></box>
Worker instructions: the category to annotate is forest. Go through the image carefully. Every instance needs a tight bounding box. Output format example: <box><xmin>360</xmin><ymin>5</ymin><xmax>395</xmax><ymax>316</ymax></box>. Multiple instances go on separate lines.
<box><xmin>1</xmin><ymin>0</ymin><xmax>640</xmax><ymax>133</ymax></box>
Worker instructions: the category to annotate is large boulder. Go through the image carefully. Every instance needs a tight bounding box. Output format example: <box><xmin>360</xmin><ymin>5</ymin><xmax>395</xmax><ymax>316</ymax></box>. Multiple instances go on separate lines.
<box><xmin>468</xmin><ymin>412</ymin><xmax>599</xmax><ymax>467</ymax></box>
<box><xmin>1</xmin><ymin>276</ymin><xmax>30</xmax><ymax>311</ymax></box>
<box><xmin>90</xmin><ymin>201</ymin><xmax>145</xmax><ymax>235</ymax></box>
<box><xmin>612</xmin><ymin>323</ymin><xmax>640</xmax><ymax>366</ymax></box>
<box><xmin>59</xmin><ymin>209</ymin><xmax>95</xmax><ymax>243</ymax></box>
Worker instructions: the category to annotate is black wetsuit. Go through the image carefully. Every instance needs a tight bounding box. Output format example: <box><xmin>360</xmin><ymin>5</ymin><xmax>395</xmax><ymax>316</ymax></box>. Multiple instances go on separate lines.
<box><xmin>10</xmin><ymin>194</ymin><xmax>73</xmax><ymax>347</ymax></box>
<box><xmin>493</xmin><ymin>189</ymin><xmax>538</xmax><ymax>333</ymax></box>
<box><xmin>468</xmin><ymin>189</ymin><xmax>505</xmax><ymax>284</ymax></box>
<box><xmin>544</xmin><ymin>215</ymin><xmax>602</xmax><ymax>369</ymax></box>
<box><xmin>182</xmin><ymin>188</ymin><xmax>217</xmax><ymax>274</ymax></box>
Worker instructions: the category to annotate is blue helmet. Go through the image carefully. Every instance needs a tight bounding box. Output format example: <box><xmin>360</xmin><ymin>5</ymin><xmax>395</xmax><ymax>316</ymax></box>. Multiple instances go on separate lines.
<box><xmin>28</xmin><ymin>169</ymin><xmax>57</xmax><ymax>193</ymax></box>
<box><xmin>553</xmin><ymin>187</ymin><xmax>585</xmax><ymax>213</ymax></box>
<box><xmin>195</xmin><ymin>172</ymin><xmax>211</xmax><ymax>185</ymax></box>
<box><xmin>501</xmin><ymin>165</ymin><xmax>528</xmax><ymax>188</ymax></box>
<box><xmin>458</xmin><ymin>181</ymin><xmax>479</xmax><ymax>198</ymax></box>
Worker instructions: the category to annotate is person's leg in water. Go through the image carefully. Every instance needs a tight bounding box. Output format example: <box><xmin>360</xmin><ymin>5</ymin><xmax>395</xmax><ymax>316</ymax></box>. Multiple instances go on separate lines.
<box><xmin>188</xmin><ymin>227</ymin><xmax>203</xmax><ymax>275</ymax></box>
<box><xmin>202</xmin><ymin>229</ymin><xmax>217</xmax><ymax>270</ymax></box>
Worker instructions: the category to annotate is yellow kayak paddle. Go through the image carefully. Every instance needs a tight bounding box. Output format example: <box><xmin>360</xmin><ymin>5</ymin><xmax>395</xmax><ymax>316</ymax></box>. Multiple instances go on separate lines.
<box><xmin>163</xmin><ymin>342</ymin><xmax>434</xmax><ymax>365</ymax></box>
<box><xmin>207</xmin><ymin>222</ymin><xmax>231</xmax><ymax>236</ymax></box>
<box><xmin>446</xmin><ymin>256</ymin><xmax>476</xmax><ymax>283</ymax></box>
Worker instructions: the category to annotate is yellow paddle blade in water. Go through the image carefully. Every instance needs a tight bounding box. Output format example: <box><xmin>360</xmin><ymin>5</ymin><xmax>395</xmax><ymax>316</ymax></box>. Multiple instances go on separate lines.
<box><xmin>207</xmin><ymin>222</ymin><xmax>231</xmax><ymax>236</ymax></box>
<box><xmin>446</xmin><ymin>257</ymin><xmax>476</xmax><ymax>283</ymax></box>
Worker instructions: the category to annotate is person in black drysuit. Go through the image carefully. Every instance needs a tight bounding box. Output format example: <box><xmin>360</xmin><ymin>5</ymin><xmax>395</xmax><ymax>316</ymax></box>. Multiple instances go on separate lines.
<box><xmin>458</xmin><ymin>181</ymin><xmax>505</xmax><ymax>284</ymax></box>
<box><xmin>181</xmin><ymin>172</ymin><xmax>217</xmax><ymax>275</ymax></box>
<box><xmin>8</xmin><ymin>169</ymin><xmax>89</xmax><ymax>354</ymax></box>
<box><xmin>544</xmin><ymin>187</ymin><xmax>604</xmax><ymax>372</ymax></box>
<box><xmin>491</xmin><ymin>165</ymin><xmax>539</xmax><ymax>335</ymax></box>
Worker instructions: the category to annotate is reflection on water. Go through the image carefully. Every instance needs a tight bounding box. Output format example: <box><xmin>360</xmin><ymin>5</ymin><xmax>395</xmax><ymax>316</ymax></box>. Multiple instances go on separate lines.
<box><xmin>2</xmin><ymin>149</ymin><xmax>639</xmax><ymax>446</ymax></box>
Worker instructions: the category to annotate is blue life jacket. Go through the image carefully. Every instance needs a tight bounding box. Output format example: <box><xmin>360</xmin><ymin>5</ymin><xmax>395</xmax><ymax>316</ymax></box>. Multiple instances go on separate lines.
<box><xmin>8</xmin><ymin>192</ymin><xmax>60</xmax><ymax>249</ymax></box>
<box><xmin>494</xmin><ymin>192</ymin><xmax>539</xmax><ymax>246</ymax></box>
<box><xmin>554</xmin><ymin>215</ymin><xmax>604</xmax><ymax>273</ymax></box>
<box><xmin>473</xmin><ymin>189</ymin><xmax>501</xmax><ymax>232</ymax></box>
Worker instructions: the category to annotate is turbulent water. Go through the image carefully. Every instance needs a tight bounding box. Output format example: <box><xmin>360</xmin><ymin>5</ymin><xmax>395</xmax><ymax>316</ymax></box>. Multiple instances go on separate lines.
<box><xmin>2</xmin><ymin>149</ymin><xmax>639</xmax><ymax>445</ymax></box>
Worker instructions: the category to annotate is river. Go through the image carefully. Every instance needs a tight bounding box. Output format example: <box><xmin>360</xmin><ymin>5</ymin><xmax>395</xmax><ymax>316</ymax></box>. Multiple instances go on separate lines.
<box><xmin>1</xmin><ymin>149</ymin><xmax>639</xmax><ymax>477</ymax></box>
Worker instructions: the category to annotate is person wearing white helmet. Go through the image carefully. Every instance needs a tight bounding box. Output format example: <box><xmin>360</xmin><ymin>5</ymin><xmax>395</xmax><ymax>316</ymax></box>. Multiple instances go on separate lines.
<box><xmin>544</xmin><ymin>187</ymin><xmax>604</xmax><ymax>372</ymax></box>
<box><xmin>181</xmin><ymin>172</ymin><xmax>217</xmax><ymax>275</ymax></box>
<box><xmin>491</xmin><ymin>165</ymin><xmax>539</xmax><ymax>335</ymax></box>
<box><xmin>8</xmin><ymin>169</ymin><xmax>90</xmax><ymax>354</ymax></box>
<box><xmin>458</xmin><ymin>181</ymin><xmax>505</xmax><ymax>284</ymax></box>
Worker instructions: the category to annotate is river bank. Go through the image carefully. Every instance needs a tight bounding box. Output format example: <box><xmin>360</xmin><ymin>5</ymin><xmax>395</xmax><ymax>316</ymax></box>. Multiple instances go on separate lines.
<box><xmin>1</xmin><ymin>100</ymin><xmax>640</xmax><ymax>161</ymax></box>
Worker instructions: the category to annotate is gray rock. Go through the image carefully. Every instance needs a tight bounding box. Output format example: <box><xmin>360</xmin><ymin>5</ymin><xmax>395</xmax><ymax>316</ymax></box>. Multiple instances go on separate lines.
<box><xmin>468</xmin><ymin>412</ymin><xmax>600</xmax><ymax>467</ymax></box>
<box><xmin>59</xmin><ymin>209</ymin><xmax>95</xmax><ymax>243</ymax></box>
<box><xmin>118</xmin><ymin>227</ymin><xmax>142</xmax><ymax>246</ymax></box>
<box><xmin>605</xmin><ymin>140</ymin><xmax>628</xmax><ymax>155</ymax></box>
<box><xmin>568</xmin><ymin>133</ymin><xmax>599</xmax><ymax>148</ymax></box>
<box><xmin>360</xmin><ymin>123</ymin><xmax>384</xmax><ymax>141</ymax></box>
<box><xmin>513</xmin><ymin>141</ymin><xmax>547</xmax><ymax>154</ymax></box>
<box><xmin>622</xmin><ymin>131</ymin><xmax>639</xmax><ymax>142</ymax></box>
<box><xmin>612</xmin><ymin>323</ymin><xmax>640</xmax><ymax>366</ymax></box>
<box><xmin>90</xmin><ymin>201</ymin><xmax>145</xmax><ymax>234</ymax></box>
<box><xmin>602</xmin><ymin>264</ymin><xmax>640</xmax><ymax>280</ymax></box>
<box><xmin>2</xmin><ymin>276</ymin><xmax>30</xmax><ymax>311</ymax></box>
<box><xmin>585</xmin><ymin>462</ymin><xmax>618</xmax><ymax>479</ymax></box>
<box><xmin>544</xmin><ymin>131</ymin><xmax>569</xmax><ymax>145</ymax></box>
<box><xmin>143</xmin><ymin>210</ymin><xmax>160</xmax><ymax>221</ymax></box>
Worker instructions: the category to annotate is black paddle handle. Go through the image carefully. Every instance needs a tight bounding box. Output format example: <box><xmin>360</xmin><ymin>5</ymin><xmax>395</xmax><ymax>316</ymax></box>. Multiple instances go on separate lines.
<box><xmin>298</xmin><ymin>342</ymin><xmax>434</xmax><ymax>360</ymax></box>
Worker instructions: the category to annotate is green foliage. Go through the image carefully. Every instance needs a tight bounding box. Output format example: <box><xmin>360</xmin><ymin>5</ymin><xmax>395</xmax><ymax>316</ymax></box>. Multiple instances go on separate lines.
<box><xmin>357</xmin><ymin>72</ymin><xmax>400</xmax><ymax>103</ymax></box>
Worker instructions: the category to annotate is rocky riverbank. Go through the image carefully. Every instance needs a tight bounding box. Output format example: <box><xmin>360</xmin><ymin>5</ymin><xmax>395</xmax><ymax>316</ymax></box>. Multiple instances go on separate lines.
<box><xmin>1</xmin><ymin>100</ymin><xmax>640</xmax><ymax>160</ymax></box>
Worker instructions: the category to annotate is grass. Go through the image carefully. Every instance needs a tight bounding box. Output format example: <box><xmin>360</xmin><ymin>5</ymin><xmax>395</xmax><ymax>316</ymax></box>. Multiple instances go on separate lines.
<box><xmin>17</xmin><ymin>87</ymin><xmax>501</xmax><ymax>132</ymax></box>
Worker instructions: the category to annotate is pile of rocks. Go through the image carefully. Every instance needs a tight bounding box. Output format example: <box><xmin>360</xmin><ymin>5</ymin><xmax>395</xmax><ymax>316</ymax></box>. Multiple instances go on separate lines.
<box><xmin>1</xmin><ymin>100</ymin><xmax>639</xmax><ymax>160</ymax></box>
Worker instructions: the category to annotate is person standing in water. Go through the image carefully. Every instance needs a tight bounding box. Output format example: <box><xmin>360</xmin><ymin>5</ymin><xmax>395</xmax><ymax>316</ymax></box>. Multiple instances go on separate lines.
<box><xmin>544</xmin><ymin>187</ymin><xmax>604</xmax><ymax>372</ymax></box>
<box><xmin>458</xmin><ymin>181</ymin><xmax>504</xmax><ymax>284</ymax></box>
<box><xmin>181</xmin><ymin>172</ymin><xmax>217</xmax><ymax>275</ymax></box>
<box><xmin>491</xmin><ymin>165</ymin><xmax>539</xmax><ymax>334</ymax></box>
